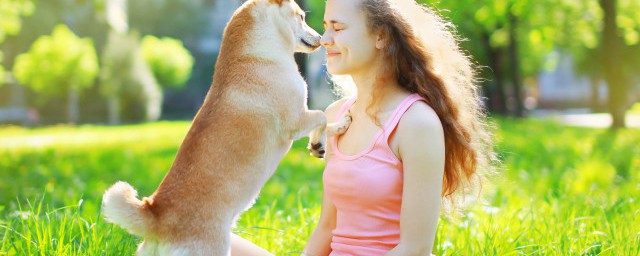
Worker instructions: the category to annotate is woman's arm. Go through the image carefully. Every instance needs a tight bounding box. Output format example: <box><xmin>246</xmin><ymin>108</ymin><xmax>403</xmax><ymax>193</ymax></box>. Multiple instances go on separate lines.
<box><xmin>302</xmin><ymin>98</ymin><xmax>347</xmax><ymax>256</ymax></box>
<box><xmin>385</xmin><ymin>102</ymin><xmax>445</xmax><ymax>256</ymax></box>
<box><xmin>231</xmin><ymin>233</ymin><xmax>274</xmax><ymax>256</ymax></box>
<box><xmin>301</xmin><ymin>187</ymin><xmax>337</xmax><ymax>256</ymax></box>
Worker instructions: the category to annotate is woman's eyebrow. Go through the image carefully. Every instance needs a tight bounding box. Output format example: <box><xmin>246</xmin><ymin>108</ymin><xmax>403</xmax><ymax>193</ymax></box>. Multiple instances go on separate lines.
<box><xmin>322</xmin><ymin>20</ymin><xmax>344</xmax><ymax>25</ymax></box>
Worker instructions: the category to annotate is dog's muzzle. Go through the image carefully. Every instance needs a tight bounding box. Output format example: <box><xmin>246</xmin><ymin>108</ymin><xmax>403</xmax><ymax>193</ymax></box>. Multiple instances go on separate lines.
<box><xmin>301</xmin><ymin>38</ymin><xmax>319</xmax><ymax>49</ymax></box>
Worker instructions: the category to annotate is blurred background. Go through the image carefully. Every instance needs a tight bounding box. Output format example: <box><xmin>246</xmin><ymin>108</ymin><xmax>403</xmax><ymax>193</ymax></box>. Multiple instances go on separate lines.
<box><xmin>0</xmin><ymin>0</ymin><xmax>638</xmax><ymax>128</ymax></box>
<box><xmin>0</xmin><ymin>0</ymin><xmax>639</xmax><ymax>254</ymax></box>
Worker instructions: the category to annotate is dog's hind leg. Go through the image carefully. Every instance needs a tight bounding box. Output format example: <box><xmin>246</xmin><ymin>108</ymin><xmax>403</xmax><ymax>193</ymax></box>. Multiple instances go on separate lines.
<box><xmin>145</xmin><ymin>241</ymin><xmax>227</xmax><ymax>256</ymax></box>
<box><xmin>136</xmin><ymin>240</ymin><xmax>159</xmax><ymax>256</ymax></box>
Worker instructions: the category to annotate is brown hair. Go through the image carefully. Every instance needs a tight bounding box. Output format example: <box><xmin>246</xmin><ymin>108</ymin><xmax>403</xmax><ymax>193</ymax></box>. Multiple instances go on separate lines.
<box><xmin>354</xmin><ymin>0</ymin><xmax>495</xmax><ymax>202</ymax></box>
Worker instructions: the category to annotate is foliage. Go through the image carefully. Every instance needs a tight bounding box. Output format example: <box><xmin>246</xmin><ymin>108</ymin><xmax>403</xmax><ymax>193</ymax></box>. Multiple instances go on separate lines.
<box><xmin>99</xmin><ymin>32</ymin><xmax>140</xmax><ymax>98</ymax></box>
<box><xmin>12</xmin><ymin>24</ymin><xmax>98</xmax><ymax>96</ymax></box>
<box><xmin>0</xmin><ymin>0</ymin><xmax>34</xmax><ymax>42</ymax></box>
<box><xmin>140</xmin><ymin>35</ymin><xmax>194</xmax><ymax>89</ymax></box>
<box><xmin>0</xmin><ymin>119</ymin><xmax>639</xmax><ymax>254</ymax></box>
<box><xmin>418</xmin><ymin>0</ymin><xmax>640</xmax><ymax>77</ymax></box>
<box><xmin>305</xmin><ymin>0</ymin><xmax>325</xmax><ymax>34</ymax></box>
<box><xmin>630</xmin><ymin>102</ymin><xmax>640</xmax><ymax>114</ymax></box>
<box><xmin>128</xmin><ymin>0</ymin><xmax>212</xmax><ymax>40</ymax></box>
<box><xmin>0</xmin><ymin>65</ymin><xmax>4</xmax><ymax>87</ymax></box>
<box><xmin>616</xmin><ymin>0</ymin><xmax>640</xmax><ymax>46</ymax></box>
<box><xmin>100</xmin><ymin>31</ymin><xmax>164</xmax><ymax>123</ymax></box>
<box><xmin>0</xmin><ymin>0</ymin><xmax>34</xmax><ymax>85</ymax></box>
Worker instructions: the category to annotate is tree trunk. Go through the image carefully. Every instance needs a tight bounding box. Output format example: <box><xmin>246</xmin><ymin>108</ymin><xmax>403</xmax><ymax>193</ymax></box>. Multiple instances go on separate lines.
<box><xmin>10</xmin><ymin>80</ymin><xmax>25</xmax><ymax>107</ymax></box>
<box><xmin>507</xmin><ymin>11</ymin><xmax>525</xmax><ymax>117</ymax></box>
<box><xmin>589</xmin><ymin>75</ymin><xmax>602</xmax><ymax>112</ymax></box>
<box><xmin>68</xmin><ymin>87</ymin><xmax>79</xmax><ymax>124</ymax></box>
<box><xmin>107</xmin><ymin>94</ymin><xmax>120</xmax><ymax>125</ymax></box>
<box><xmin>481</xmin><ymin>31</ymin><xmax>508</xmax><ymax>115</ymax></box>
<box><xmin>4</xmin><ymin>38</ymin><xmax>26</xmax><ymax>109</ymax></box>
<box><xmin>145</xmin><ymin>90</ymin><xmax>163</xmax><ymax>122</ymax></box>
<box><xmin>600</xmin><ymin>0</ymin><xmax>627</xmax><ymax>128</ymax></box>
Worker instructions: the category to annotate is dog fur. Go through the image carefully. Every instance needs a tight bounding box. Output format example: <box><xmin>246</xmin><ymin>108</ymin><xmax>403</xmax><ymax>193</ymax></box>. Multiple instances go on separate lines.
<box><xmin>101</xmin><ymin>0</ymin><xmax>350</xmax><ymax>255</ymax></box>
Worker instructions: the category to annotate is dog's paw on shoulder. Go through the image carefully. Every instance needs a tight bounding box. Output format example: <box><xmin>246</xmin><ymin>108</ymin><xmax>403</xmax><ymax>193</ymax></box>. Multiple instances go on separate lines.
<box><xmin>336</xmin><ymin>111</ymin><xmax>353</xmax><ymax>135</ymax></box>
<box><xmin>307</xmin><ymin>142</ymin><xmax>325</xmax><ymax>158</ymax></box>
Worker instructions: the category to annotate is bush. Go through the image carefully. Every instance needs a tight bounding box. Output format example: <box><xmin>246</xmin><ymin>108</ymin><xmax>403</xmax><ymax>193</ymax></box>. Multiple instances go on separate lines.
<box><xmin>141</xmin><ymin>36</ymin><xmax>194</xmax><ymax>89</ymax></box>
<box><xmin>12</xmin><ymin>24</ymin><xmax>98</xmax><ymax>123</ymax></box>
<box><xmin>13</xmin><ymin>24</ymin><xmax>98</xmax><ymax>96</ymax></box>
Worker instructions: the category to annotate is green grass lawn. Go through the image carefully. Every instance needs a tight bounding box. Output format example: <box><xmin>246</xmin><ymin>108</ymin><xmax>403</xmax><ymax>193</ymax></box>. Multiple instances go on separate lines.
<box><xmin>0</xmin><ymin>119</ymin><xmax>638</xmax><ymax>255</ymax></box>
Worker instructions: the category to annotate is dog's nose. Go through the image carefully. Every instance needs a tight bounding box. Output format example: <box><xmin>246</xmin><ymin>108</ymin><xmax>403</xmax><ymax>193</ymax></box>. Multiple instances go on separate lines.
<box><xmin>310</xmin><ymin>35</ymin><xmax>322</xmax><ymax>48</ymax></box>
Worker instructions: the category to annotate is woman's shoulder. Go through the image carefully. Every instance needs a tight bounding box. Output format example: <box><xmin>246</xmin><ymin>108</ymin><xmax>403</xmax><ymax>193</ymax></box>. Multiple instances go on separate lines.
<box><xmin>324</xmin><ymin>97</ymin><xmax>351</xmax><ymax>122</ymax></box>
<box><xmin>395</xmin><ymin>100</ymin><xmax>445</xmax><ymax>161</ymax></box>
<box><xmin>397</xmin><ymin>100</ymin><xmax>443</xmax><ymax>138</ymax></box>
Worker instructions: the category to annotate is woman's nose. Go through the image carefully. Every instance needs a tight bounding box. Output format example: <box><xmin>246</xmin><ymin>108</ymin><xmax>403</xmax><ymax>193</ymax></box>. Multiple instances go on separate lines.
<box><xmin>320</xmin><ymin>31</ymin><xmax>334</xmax><ymax>48</ymax></box>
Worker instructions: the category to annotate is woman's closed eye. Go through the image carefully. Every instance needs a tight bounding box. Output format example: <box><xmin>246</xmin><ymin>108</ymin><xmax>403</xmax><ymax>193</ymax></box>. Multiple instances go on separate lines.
<box><xmin>328</xmin><ymin>25</ymin><xmax>345</xmax><ymax>32</ymax></box>
<box><xmin>322</xmin><ymin>21</ymin><xmax>346</xmax><ymax>33</ymax></box>
<box><xmin>322</xmin><ymin>28</ymin><xmax>342</xmax><ymax>33</ymax></box>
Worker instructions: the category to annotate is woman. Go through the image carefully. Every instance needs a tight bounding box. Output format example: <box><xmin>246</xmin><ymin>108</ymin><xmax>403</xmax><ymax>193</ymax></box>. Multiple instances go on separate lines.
<box><xmin>232</xmin><ymin>0</ymin><xmax>493</xmax><ymax>255</ymax></box>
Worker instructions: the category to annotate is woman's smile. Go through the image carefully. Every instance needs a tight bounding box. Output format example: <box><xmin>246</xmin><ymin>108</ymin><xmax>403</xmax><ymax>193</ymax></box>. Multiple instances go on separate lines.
<box><xmin>326</xmin><ymin>50</ymin><xmax>341</xmax><ymax>57</ymax></box>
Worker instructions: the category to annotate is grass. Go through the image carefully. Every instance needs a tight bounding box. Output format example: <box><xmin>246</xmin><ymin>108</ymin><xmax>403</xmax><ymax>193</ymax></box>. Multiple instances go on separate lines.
<box><xmin>0</xmin><ymin>119</ymin><xmax>638</xmax><ymax>255</ymax></box>
<box><xmin>630</xmin><ymin>102</ymin><xmax>640</xmax><ymax>114</ymax></box>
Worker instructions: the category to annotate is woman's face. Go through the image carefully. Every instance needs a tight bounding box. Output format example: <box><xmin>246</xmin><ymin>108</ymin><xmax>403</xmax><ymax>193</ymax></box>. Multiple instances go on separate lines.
<box><xmin>321</xmin><ymin>0</ymin><xmax>380</xmax><ymax>76</ymax></box>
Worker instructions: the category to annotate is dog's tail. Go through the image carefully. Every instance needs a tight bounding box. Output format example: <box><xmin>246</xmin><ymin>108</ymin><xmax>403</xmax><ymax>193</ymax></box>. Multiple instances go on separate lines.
<box><xmin>102</xmin><ymin>181</ymin><xmax>154</xmax><ymax>236</ymax></box>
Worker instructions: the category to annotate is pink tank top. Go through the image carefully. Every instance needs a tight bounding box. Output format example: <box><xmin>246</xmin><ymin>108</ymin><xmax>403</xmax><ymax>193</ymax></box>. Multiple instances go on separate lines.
<box><xmin>323</xmin><ymin>93</ymin><xmax>426</xmax><ymax>256</ymax></box>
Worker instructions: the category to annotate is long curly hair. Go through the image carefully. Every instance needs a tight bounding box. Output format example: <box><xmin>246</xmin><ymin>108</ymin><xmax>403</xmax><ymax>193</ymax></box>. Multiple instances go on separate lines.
<box><xmin>332</xmin><ymin>0</ymin><xmax>495</xmax><ymax>203</ymax></box>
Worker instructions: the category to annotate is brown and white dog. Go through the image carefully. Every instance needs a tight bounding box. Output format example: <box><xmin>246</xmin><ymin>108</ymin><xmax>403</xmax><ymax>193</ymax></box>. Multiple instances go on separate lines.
<box><xmin>101</xmin><ymin>0</ymin><xmax>350</xmax><ymax>255</ymax></box>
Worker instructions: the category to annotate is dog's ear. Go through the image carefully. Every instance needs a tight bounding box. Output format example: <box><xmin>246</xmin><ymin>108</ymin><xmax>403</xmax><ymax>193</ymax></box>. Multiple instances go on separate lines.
<box><xmin>269</xmin><ymin>0</ymin><xmax>285</xmax><ymax>6</ymax></box>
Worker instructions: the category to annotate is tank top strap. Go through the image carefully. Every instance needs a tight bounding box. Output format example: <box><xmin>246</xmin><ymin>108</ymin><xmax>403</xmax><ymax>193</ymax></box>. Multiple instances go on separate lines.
<box><xmin>382</xmin><ymin>93</ymin><xmax>425</xmax><ymax>137</ymax></box>
<box><xmin>334</xmin><ymin>97</ymin><xmax>357</xmax><ymax>121</ymax></box>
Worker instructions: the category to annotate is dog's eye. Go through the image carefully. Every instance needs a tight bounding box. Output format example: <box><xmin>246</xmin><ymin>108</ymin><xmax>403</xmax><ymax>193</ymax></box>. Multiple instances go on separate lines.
<box><xmin>299</xmin><ymin>14</ymin><xmax>304</xmax><ymax>20</ymax></box>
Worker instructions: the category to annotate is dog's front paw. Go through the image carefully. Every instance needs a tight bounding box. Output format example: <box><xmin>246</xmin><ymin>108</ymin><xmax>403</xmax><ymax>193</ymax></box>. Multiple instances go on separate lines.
<box><xmin>307</xmin><ymin>141</ymin><xmax>326</xmax><ymax>158</ymax></box>
<box><xmin>335</xmin><ymin>111</ymin><xmax>352</xmax><ymax>135</ymax></box>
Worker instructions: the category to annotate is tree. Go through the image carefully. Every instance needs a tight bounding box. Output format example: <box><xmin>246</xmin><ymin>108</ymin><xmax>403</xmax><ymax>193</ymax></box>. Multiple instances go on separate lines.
<box><xmin>423</xmin><ymin>0</ymin><xmax>557</xmax><ymax>116</ymax></box>
<box><xmin>553</xmin><ymin>0</ymin><xmax>639</xmax><ymax>128</ymax></box>
<box><xmin>140</xmin><ymin>35</ymin><xmax>194</xmax><ymax>89</ymax></box>
<box><xmin>12</xmin><ymin>24</ymin><xmax>99</xmax><ymax>124</ymax></box>
<box><xmin>0</xmin><ymin>0</ymin><xmax>34</xmax><ymax>85</ymax></box>
<box><xmin>100</xmin><ymin>31</ymin><xmax>162</xmax><ymax>124</ymax></box>
<box><xmin>599</xmin><ymin>0</ymin><xmax>638</xmax><ymax>128</ymax></box>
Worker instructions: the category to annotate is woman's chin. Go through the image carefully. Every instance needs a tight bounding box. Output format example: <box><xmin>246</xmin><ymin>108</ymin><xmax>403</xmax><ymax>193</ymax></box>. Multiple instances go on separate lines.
<box><xmin>326</xmin><ymin>65</ymin><xmax>347</xmax><ymax>76</ymax></box>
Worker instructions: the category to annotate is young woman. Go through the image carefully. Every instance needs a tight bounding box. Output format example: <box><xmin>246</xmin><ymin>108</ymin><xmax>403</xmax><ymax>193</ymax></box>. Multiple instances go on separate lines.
<box><xmin>231</xmin><ymin>0</ymin><xmax>493</xmax><ymax>255</ymax></box>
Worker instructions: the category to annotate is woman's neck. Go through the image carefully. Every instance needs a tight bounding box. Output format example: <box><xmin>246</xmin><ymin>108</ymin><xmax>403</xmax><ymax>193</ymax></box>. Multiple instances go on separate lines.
<box><xmin>350</xmin><ymin>71</ymin><xmax>408</xmax><ymax>115</ymax></box>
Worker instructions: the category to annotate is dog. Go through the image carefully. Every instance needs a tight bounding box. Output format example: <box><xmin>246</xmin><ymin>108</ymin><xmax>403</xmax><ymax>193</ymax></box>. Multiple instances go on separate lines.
<box><xmin>101</xmin><ymin>0</ymin><xmax>351</xmax><ymax>255</ymax></box>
